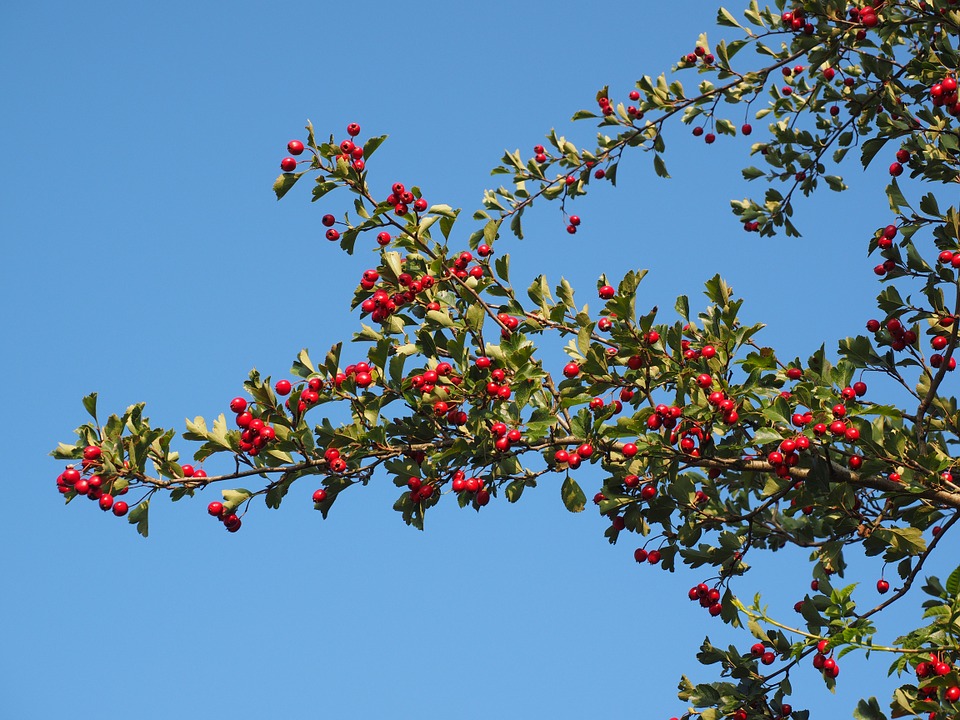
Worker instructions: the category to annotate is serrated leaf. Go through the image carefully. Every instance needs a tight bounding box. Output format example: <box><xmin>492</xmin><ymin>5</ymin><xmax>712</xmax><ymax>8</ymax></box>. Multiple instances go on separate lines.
<box><xmin>505</xmin><ymin>480</ymin><xmax>525</xmax><ymax>503</ymax></box>
<box><xmin>82</xmin><ymin>393</ymin><xmax>98</xmax><ymax>421</ymax></box>
<box><xmin>222</xmin><ymin>488</ymin><xmax>253</xmax><ymax>513</ymax></box>
<box><xmin>855</xmin><ymin>698</ymin><xmax>887</xmax><ymax>720</ymax></box>
<box><xmin>426</xmin><ymin>310</ymin><xmax>455</xmax><ymax>329</ymax></box>
<box><xmin>717</xmin><ymin>6</ymin><xmax>743</xmax><ymax>28</ymax></box>
<box><xmin>561</xmin><ymin>476</ymin><xmax>586</xmax><ymax>513</ymax></box>
<box><xmin>946</xmin><ymin>565</ymin><xmax>960</xmax><ymax>597</ymax></box>
<box><xmin>653</xmin><ymin>154</ymin><xmax>670</xmax><ymax>178</ymax></box>
<box><xmin>362</xmin><ymin>134</ymin><xmax>387</xmax><ymax>160</ymax></box>
<box><xmin>273</xmin><ymin>172</ymin><xmax>303</xmax><ymax>200</ymax></box>
<box><xmin>128</xmin><ymin>500</ymin><xmax>150</xmax><ymax>538</ymax></box>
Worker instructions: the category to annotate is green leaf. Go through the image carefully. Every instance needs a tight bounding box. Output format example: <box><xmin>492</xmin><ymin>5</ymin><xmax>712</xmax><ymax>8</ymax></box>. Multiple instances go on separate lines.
<box><xmin>505</xmin><ymin>480</ymin><xmax>525</xmax><ymax>503</ymax></box>
<box><xmin>653</xmin><ymin>154</ymin><xmax>670</xmax><ymax>178</ymax></box>
<box><xmin>561</xmin><ymin>476</ymin><xmax>586</xmax><ymax>513</ymax></box>
<box><xmin>854</xmin><ymin>697</ymin><xmax>887</xmax><ymax>720</ymax></box>
<box><xmin>716</xmin><ymin>6</ymin><xmax>743</xmax><ymax>28</ymax></box>
<box><xmin>919</xmin><ymin>192</ymin><xmax>942</xmax><ymax>218</ymax></box>
<box><xmin>426</xmin><ymin>310</ymin><xmax>455</xmax><ymax>329</ymax></box>
<box><xmin>885</xmin><ymin>179</ymin><xmax>911</xmax><ymax>215</ymax></box>
<box><xmin>362</xmin><ymin>134</ymin><xmax>387</xmax><ymax>160</ymax></box>
<box><xmin>82</xmin><ymin>393</ymin><xmax>98</xmax><ymax>421</ymax></box>
<box><xmin>483</xmin><ymin>218</ymin><xmax>501</xmax><ymax>245</ymax></box>
<box><xmin>128</xmin><ymin>500</ymin><xmax>150</xmax><ymax>538</ymax></box>
<box><xmin>51</xmin><ymin>442</ymin><xmax>78</xmax><ymax>460</ymax></box>
<box><xmin>860</xmin><ymin>137</ymin><xmax>889</xmax><ymax>169</ymax></box>
<box><xmin>946</xmin><ymin>565</ymin><xmax>960</xmax><ymax>597</ymax></box>
<box><xmin>222</xmin><ymin>488</ymin><xmax>253</xmax><ymax>513</ymax></box>
<box><xmin>273</xmin><ymin>172</ymin><xmax>303</xmax><ymax>200</ymax></box>
<box><xmin>495</xmin><ymin>254</ymin><xmax>510</xmax><ymax>283</ymax></box>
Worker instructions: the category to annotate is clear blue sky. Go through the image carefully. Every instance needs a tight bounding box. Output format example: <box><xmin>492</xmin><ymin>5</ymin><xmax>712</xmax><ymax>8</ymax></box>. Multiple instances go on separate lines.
<box><xmin>1</xmin><ymin>1</ymin><xmax>947</xmax><ymax>718</ymax></box>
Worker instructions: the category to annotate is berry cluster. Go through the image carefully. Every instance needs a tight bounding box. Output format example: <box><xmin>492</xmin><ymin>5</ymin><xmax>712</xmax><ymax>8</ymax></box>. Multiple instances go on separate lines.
<box><xmin>449</xmin><ymin>250</ymin><xmax>486</xmax><ymax>281</ymax></box>
<box><xmin>849</xmin><ymin>4</ymin><xmax>880</xmax><ymax>29</ymax></box>
<box><xmin>553</xmin><ymin>442</ymin><xmax>593</xmax><ymax>470</ymax></box>
<box><xmin>55</xmin><ymin>451</ymin><xmax>131</xmax><ymax>518</ymax></box>
<box><xmin>811</xmin><ymin>639</ymin><xmax>840</xmax><ymax>678</ymax></box>
<box><xmin>335</xmin><ymin>129</ymin><xmax>366</xmax><ymax>173</ymax></box>
<box><xmin>475</xmin><ymin>356</ymin><xmax>513</xmax><ymax>402</ymax></box>
<box><xmin>596</xmin><ymin>95</ymin><xmax>616</xmax><ymax>117</ymax></box>
<box><xmin>915</xmin><ymin>655</ymin><xmax>960</xmax><ymax>706</ymax></box>
<box><xmin>322</xmin><ymin>447</ymin><xmax>348</xmax><ymax>474</ymax></box>
<box><xmin>450</xmin><ymin>470</ymin><xmax>491</xmax><ymax>506</ymax></box>
<box><xmin>633</xmin><ymin>546</ymin><xmax>662</xmax><ymax>566</ymax></box>
<box><xmin>888</xmin><ymin>148</ymin><xmax>910</xmax><ymax>178</ymax></box>
<box><xmin>750</xmin><ymin>642</ymin><xmax>778</xmax><ymax>666</ymax></box>
<box><xmin>679</xmin><ymin>44</ymin><xmax>716</xmax><ymax>67</ymax></box>
<box><xmin>405</xmin><ymin>476</ymin><xmax>435</xmax><ymax>504</ymax></box>
<box><xmin>206</xmin><ymin>500</ymin><xmax>242</xmax><ymax>533</ymax></box>
<box><xmin>865</xmin><ymin>316</ymin><xmax>918</xmax><ymax>352</ymax></box>
<box><xmin>229</xmin><ymin>397</ymin><xmax>278</xmax><ymax>457</ymax></box>
<box><xmin>646</xmin><ymin>403</ymin><xmax>686</xmax><ymax>431</ymax></box>
<box><xmin>765</xmin><ymin>435</ymin><xmax>813</xmax><ymax>478</ymax></box>
<box><xmin>358</xmin><ymin>266</ymin><xmax>436</xmax><ymax>324</ymax></box>
<box><xmin>930</xmin><ymin>75</ymin><xmax>960</xmax><ymax>116</ymax></box>
<box><xmin>490</xmin><ymin>422</ymin><xmax>525</xmax><ymax>453</ymax></box>
<box><xmin>671</xmin><ymin>422</ymin><xmax>707</xmax><ymax>458</ymax></box>
<box><xmin>385</xmin><ymin>182</ymin><xmax>427</xmax><ymax>216</ymax></box>
<box><xmin>333</xmin><ymin>362</ymin><xmax>375</xmax><ymax>391</ymax></box>
<box><xmin>780</xmin><ymin>8</ymin><xmax>815</xmax><ymax>34</ymax></box>
<box><xmin>688</xmin><ymin>581</ymin><xmax>723</xmax><ymax>616</ymax></box>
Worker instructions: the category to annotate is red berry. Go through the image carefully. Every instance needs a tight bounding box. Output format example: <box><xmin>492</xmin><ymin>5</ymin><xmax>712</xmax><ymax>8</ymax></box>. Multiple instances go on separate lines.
<box><xmin>347</xmin><ymin>123</ymin><xmax>361</xmax><ymax>137</ymax></box>
<box><xmin>275</xmin><ymin>379</ymin><xmax>292</xmax><ymax>395</ymax></box>
<box><xmin>877</xmin><ymin>579</ymin><xmax>890</xmax><ymax>594</ymax></box>
<box><xmin>112</xmin><ymin>501</ymin><xmax>129</xmax><ymax>517</ymax></box>
<box><xmin>313</xmin><ymin>488</ymin><xmax>328</xmax><ymax>503</ymax></box>
<box><xmin>287</xmin><ymin>140</ymin><xmax>304</xmax><ymax>155</ymax></box>
<box><xmin>563</xmin><ymin>362</ymin><xmax>580</xmax><ymax>378</ymax></box>
<box><xmin>207</xmin><ymin>501</ymin><xmax>223</xmax><ymax>516</ymax></box>
<box><xmin>280</xmin><ymin>157</ymin><xmax>297</xmax><ymax>172</ymax></box>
